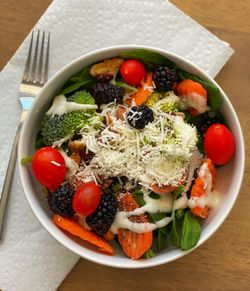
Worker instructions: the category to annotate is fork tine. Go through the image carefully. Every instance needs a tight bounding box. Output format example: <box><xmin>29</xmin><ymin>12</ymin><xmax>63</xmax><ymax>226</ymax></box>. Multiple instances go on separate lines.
<box><xmin>29</xmin><ymin>30</ymin><xmax>40</xmax><ymax>83</ymax></box>
<box><xmin>43</xmin><ymin>32</ymin><xmax>50</xmax><ymax>84</ymax></box>
<box><xmin>22</xmin><ymin>30</ymin><xmax>50</xmax><ymax>86</ymax></box>
<box><xmin>22</xmin><ymin>31</ymin><xmax>34</xmax><ymax>82</ymax></box>
<box><xmin>37</xmin><ymin>31</ymin><xmax>45</xmax><ymax>85</ymax></box>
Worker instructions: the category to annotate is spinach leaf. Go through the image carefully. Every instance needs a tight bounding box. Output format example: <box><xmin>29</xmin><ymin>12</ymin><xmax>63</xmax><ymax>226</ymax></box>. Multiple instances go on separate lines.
<box><xmin>149</xmin><ymin>192</ymin><xmax>161</xmax><ymax>200</ymax></box>
<box><xmin>61</xmin><ymin>65</ymin><xmax>97</xmax><ymax>95</ymax></box>
<box><xmin>111</xmin><ymin>183</ymin><xmax>123</xmax><ymax>193</ymax></box>
<box><xmin>142</xmin><ymin>248</ymin><xmax>157</xmax><ymax>259</ymax></box>
<box><xmin>184</xmin><ymin>111</ymin><xmax>200</xmax><ymax>124</ymax></box>
<box><xmin>175</xmin><ymin>208</ymin><xmax>185</xmax><ymax>219</ymax></box>
<box><xmin>61</xmin><ymin>79</ymin><xmax>96</xmax><ymax>95</ymax></box>
<box><xmin>172</xmin><ymin>186</ymin><xmax>184</xmax><ymax>200</ymax></box>
<box><xmin>115</xmin><ymin>81</ymin><xmax>137</xmax><ymax>92</ymax></box>
<box><xmin>120</xmin><ymin>49</ymin><xmax>177</xmax><ymax>69</ymax></box>
<box><xmin>178</xmin><ymin>69</ymin><xmax>222</xmax><ymax>110</ymax></box>
<box><xmin>171</xmin><ymin>215</ymin><xmax>180</xmax><ymax>247</ymax></box>
<box><xmin>70</xmin><ymin>76</ymin><xmax>84</xmax><ymax>82</ymax></box>
<box><xmin>157</xmin><ymin>227</ymin><xmax>168</xmax><ymax>252</ymax></box>
<box><xmin>70</xmin><ymin>65</ymin><xmax>93</xmax><ymax>82</ymax></box>
<box><xmin>132</xmin><ymin>187</ymin><xmax>146</xmax><ymax>206</ymax></box>
<box><xmin>170</xmin><ymin>186</ymin><xmax>185</xmax><ymax>247</ymax></box>
<box><xmin>103</xmin><ymin>180</ymin><xmax>123</xmax><ymax>196</ymax></box>
<box><xmin>180</xmin><ymin>211</ymin><xmax>201</xmax><ymax>250</ymax></box>
<box><xmin>148</xmin><ymin>214</ymin><xmax>169</xmax><ymax>251</ymax></box>
<box><xmin>216</xmin><ymin>109</ymin><xmax>228</xmax><ymax>126</ymax></box>
<box><xmin>148</xmin><ymin>212</ymin><xmax>166</xmax><ymax>222</ymax></box>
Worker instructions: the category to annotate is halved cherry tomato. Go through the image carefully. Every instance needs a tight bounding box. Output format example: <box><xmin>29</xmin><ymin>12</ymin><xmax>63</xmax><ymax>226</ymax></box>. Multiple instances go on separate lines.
<box><xmin>204</xmin><ymin>124</ymin><xmax>235</xmax><ymax>165</ymax></box>
<box><xmin>72</xmin><ymin>181</ymin><xmax>102</xmax><ymax>216</ymax></box>
<box><xmin>31</xmin><ymin>147</ymin><xmax>66</xmax><ymax>190</ymax></box>
<box><xmin>120</xmin><ymin>59</ymin><xmax>146</xmax><ymax>86</ymax></box>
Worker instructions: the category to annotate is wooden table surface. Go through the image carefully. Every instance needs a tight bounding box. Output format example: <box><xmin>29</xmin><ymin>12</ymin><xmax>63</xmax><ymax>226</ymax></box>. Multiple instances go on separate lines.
<box><xmin>1</xmin><ymin>0</ymin><xmax>249</xmax><ymax>290</ymax></box>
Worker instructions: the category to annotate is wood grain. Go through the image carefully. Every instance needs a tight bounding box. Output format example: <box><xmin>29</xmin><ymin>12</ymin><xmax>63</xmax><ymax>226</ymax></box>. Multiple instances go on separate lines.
<box><xmin>0</xmin><ymin>0</ymin><xmax>52</xmax><ymax>70</ymax></box>
<box><xmin>0</xmin><ymin>0</ymin><xmax>249</xmax><ymax>290</ymax></box>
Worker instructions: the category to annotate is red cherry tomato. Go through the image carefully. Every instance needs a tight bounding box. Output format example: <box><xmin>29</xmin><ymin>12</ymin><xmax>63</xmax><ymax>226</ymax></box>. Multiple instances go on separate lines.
<box><xmin>120</xmin><ymin>59</ymin><xmax>146</xmax><ymax>86</ymax></box>
<box><xmin>32</xmin><ymin>147</ymin><xmax>66</xmax><ymax>190</ymax></box>
<box><xmin>72</xmin><ymin>181</ymin><xmax>102</xmax><ymax>216</ymax></box>
<box><xmin>204</xmin><ymin>124</ymin><xmax>235</xmax><ymax>165</ymax></box>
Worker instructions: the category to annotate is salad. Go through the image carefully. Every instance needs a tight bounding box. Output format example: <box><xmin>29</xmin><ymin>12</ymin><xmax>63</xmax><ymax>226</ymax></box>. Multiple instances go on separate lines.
<box><xmin>23</xmin><ymin>49</ymin><xmax>236</xmax><ymax>259</ymax></box>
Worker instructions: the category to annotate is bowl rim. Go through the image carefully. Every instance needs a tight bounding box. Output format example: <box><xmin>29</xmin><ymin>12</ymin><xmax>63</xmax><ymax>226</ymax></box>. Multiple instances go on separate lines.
<box><xmin>18</xmin><ymin>44</ymin><xmax>245</xmax><ymax>268</ymax></box>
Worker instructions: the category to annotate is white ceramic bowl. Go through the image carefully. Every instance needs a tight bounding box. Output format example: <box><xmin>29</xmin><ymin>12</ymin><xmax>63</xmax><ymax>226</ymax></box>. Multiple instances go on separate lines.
<box><xmin>18</xmin><ymin>45</ymin><xmax>245</xmax><ymax>268</ymax></box>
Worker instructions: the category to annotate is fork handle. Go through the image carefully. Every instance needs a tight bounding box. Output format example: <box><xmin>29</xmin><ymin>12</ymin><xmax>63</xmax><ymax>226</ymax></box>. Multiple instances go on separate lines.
<box><xmin>0</xmin><ymin>117</ymin><xmax>23</xmax><ymax>241</ymax></box>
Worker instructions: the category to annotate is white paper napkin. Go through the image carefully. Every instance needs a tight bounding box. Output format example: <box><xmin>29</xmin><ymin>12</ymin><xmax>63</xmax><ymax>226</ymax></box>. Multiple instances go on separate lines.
<box><xmin>0</xmin><ymin>0</ymin><xmax>233</xmax><ymax>290</ymax></box>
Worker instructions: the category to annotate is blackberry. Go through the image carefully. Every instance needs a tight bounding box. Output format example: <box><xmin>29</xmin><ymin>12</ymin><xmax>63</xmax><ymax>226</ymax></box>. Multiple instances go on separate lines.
<box><xmin>90</xmin><ymin>83</ymin><xmax>124</xmax><ymax>106</ymax></box>
<box><xmin>199</xmin><ymin>111</ymin><xmax>223</xmax><ymax>137</ymax></box>
<box><xmin>127</xmin><ymin>105</ymin><xmax>154</xmax><ymax>129</ymax></box>
<box><xmin>48</xmin><ymin>184</ymin><xmax>75</xmax><ymax>217</ymax></box>
<box><xmin>153</xmin><ymin>65</ymin><xmax>177</xmax><ymax>92</ymax></box>
<box><xmin>86</xmin><ymin>193</ymin><xmax>118</xmax><ymax>236</ymax></box>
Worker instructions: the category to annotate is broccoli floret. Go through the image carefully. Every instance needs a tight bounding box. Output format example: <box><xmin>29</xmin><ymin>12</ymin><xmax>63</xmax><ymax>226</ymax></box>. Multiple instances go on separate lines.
<box><xmin>67</xmin><ymin>90</ymin><xmax>95</xmax><ymax>104</ymax></box>
<box><xmin>154</xmin><ymin>92</ymin><xmax>180</xmax><ymax>113</ymax></box>
<box><xmin>159</xmin><ymin>100</ymin><xmax>179</xmax><ymax>112</ymax></box>
<box><xmin>146</xmin><ymin>91</ymin><xmax>179</xmax><ymax>111</ymax></box>
<box><xmin>146</xmin><ymin>92</ymin><xmax>163</xmax><ymax>108</ymax></box>
<box><xmin>41</xmin><ymin>91</ymin><xmax>96</xmax><ymax>146</ymax></box>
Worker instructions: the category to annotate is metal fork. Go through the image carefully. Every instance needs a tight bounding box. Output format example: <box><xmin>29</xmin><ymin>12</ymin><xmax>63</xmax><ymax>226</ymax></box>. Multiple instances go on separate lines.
<box><xmin>0</xmin><ymin>30</ymin><xmax>50</xmax><ymax>241</ymax></box>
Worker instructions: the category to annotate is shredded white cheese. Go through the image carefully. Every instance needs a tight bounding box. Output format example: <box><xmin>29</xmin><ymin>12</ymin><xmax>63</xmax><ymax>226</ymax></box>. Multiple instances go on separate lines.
<box><xmin>52</xmin><ymin>133</ymin><xmax>74</xmax><ymax>148</ymax></box>
<box><xmin>50</xmin><ymin>161</ymin><xmax>62</xmax><ymax>167</ymax></box>
<box><xmin>76</xmin><ymin>103</ymin><xmax>198</xmax><ymax>188</ymax></box>
<box><xmin>58</xmin><ymin>149</ymin><xmax>78</xmax><ymax>178</ymax></box>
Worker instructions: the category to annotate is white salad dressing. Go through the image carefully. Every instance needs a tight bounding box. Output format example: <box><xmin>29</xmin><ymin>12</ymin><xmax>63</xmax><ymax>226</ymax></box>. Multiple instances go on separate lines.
<box><xmin>111</xmin><ymin>161</ymin><xmax>220</xmax><ymax>234</ymax></box>
<box><xmin>179</xmin><ymin>92</ymin><xmax>207</xmax><ymax>114</ymax></box>
<box><xmin>174</xmin><ymin>162</ymin><xmax>219</xmax><ymax>211</ymax></box>
<box><xmin>131</xmin><ymin>189</ymin><xmax>173</xmax><ymax>215</ymax></box>
<box><xmin>52</xmin><ymin>134</ymin><xmax>74</xmax><ymax>148</ymax></box>
<box><xmin>110</xmin><ymin>212</ymin><xmax>173</xmax><ymax>234</ymax></box>
<box><xmin>188</xmin><ymin>162</ymin><xmax>219</xmax><ymax>209</ymax></box>
<box><xmin>199</xmin><ymin>162</ymin><xmax>212</xmax><ymax>193</ymax></box>
<box><xmin>110</xmin><ymin>189</ymin><xmax>173</xmax><ymax>234</ymax></box>
<box><xmin>188</xmin><ymin>190</ymin><xmax>219</xmax><ymax>209</ymax></box>
<box><xmin>46</xmin><ymin>94</ymin><xmax>97</xmax><ymax>116</ymax></box>
<box><xmin>173</xmin><ymin>193</ymin><xmax>188</xmax><ymax>210</ymax></box>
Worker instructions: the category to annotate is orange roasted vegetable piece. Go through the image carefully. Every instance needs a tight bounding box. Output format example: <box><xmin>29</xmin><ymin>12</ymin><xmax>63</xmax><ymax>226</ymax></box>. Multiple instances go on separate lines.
<box><xmin>53</xmin><ymin>215</ymin><xmax>114</xmax><ymax>255</ymax></box>
<box><xmin>131</xmin><ymin>72</ymin><xmax>153</xmax><ymax>106</ymax></box>
<box><xmin>117</xmin><ymin>192</ymin><xmax>153</xmax><ymax>260</ymax></box>
<box><xmin>190</xmin><ymin>159</ymin><xmax>217</xmax><ymax>219</ymax></box>
<box><xmin>104</xmin><ymin>230</ymin><xmax>115</xmax><ymax>241</ymax></box>
<box><xmin>175</xmin><ymin>79</ymin><xmax>207</xmax><ymax>115</ymax></box>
